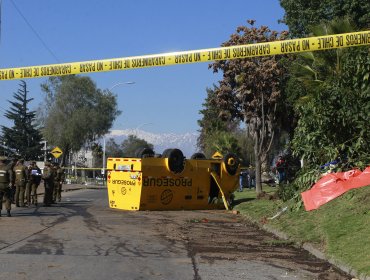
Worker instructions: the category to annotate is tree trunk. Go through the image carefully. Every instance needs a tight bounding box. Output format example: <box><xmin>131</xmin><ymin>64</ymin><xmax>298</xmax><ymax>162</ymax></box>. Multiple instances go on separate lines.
<box><xmin>61</xmin><ymin>153</ymin><xmax>67</xmax><ymax>166</ymax></box>
<box><xmin>254</xmin><ymin>133</ymin><xmax>262</xmax><ymax>194</ymax></box>
<box><xmin>60</xmin><ymin>146</ymin><xmax>70</xmax><ymax>167</ymax></box>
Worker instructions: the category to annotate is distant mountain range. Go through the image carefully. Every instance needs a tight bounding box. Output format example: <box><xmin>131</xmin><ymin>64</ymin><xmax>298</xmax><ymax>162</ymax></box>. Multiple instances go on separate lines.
<box><xmin>107</xmin><ymin>129</ymin><xmax>199</xmax><ymax>158</ymax></box>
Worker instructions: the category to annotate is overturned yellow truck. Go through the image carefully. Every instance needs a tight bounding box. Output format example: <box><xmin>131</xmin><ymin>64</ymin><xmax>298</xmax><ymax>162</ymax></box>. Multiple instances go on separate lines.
<box><xmin>106</xmin><ymin>148</ymin><xmax>240</xmax><ymax>211</ymax></box>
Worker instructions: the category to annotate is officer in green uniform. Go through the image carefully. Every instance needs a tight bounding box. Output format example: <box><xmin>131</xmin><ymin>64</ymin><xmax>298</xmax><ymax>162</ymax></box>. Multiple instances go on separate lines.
<box><xmin>7</xmin><ymin>158</ymin><xmax>17</xmax><ymax>204</ymax></box>
<box><xmin>53</xmin><ymin>163</ymin><xmax>65</xmax><ymax>203</ymax></box>
<box><xmin>26</xmin><ymin>161</ymin><xmax>42</xmax><ymax>206</ymax></box>
<box><xmin>14</xmin><ymin>159</ymin><xmax>27</xmax><ymax>207</ymax></box>
<box><xmin>42</xmin><ymin>162</ymin><xmax>54</xmax><ymax>206</ymax></box>
<box><xmin>0</xmin><ymin>156</ymin><xmax>13</xmax><ymax>217</ymax></box>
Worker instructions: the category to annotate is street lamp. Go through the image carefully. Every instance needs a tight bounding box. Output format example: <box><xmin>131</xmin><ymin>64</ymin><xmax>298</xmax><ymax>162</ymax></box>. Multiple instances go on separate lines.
<box><xmin>102</xmin><ymin>81</ymin><xmax>135</xmax><ymax>183</ymax></box>
<box><xmin>109</xmin><ymin>81</ymin><xmax>135</xmax><ymax>91</ymax></box>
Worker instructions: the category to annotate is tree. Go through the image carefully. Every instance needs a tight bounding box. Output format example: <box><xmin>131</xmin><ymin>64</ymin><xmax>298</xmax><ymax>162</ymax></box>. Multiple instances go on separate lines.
<box><xmin>121</xmin><ymin>135</ymin><xmax>153</xmax><ymax>157</ymax></box>
<box><xmin>204</xmin><ymin>131</ymin><xmax>241</xmax><ymax>158</ymax></box>
<box><xmin>91</xmin><ymin>142</ymin><xmax>103</xmax><ymax>168</ymax></box>
<box><xmin>235</xmin><ymin>128</ymin><xmax>255</xmax><ymax>166</ymax></box>
<box><xmin>210</xmin><ymin>22</ymin><xmax>290</xmax><ymax>194</ymax></box>
<box><xmin>288</xmin><ymin>21</ymin><xmax>370</xmax><ymax>169</ymax></box>
<box><xmin>279</xmin><ymin>0</ymin><xmax>370</xmax><ymax>37</ymax></box>
<box><xmin>197</xmin><ymin>85</ymin><xmax>240</xmax><ymax>157</ymax></box>
<box><xmin>276</xmin><ymin>20</ymin><xmax>370</xmax><ymax>203</ymax></box>
<box><xmin>40</xmin><ymin>75</ymin><xmax>121</xmax><ymax>164</ymax></box>
<box><xmin>105</xmin><ymin>138</ymin><xmax>124</xmax><ymax>158</ymax></box>
<box><xmin>0</xmin><ymin>81</ymin><xmax>43</xmax><ymax>160</ymax></box>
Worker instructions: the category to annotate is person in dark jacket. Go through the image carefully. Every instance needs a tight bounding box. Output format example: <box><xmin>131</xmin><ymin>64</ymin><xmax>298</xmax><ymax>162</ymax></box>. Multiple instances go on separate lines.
<box><xmin>276</xmin><ymin>156</ymin><xmax>287</xmax><ymax>184</ymax></box>
<box><xmin>0</xmin><ymin>156</ymin><xmax>13</xmax><ymax>217</ymax></box>
<box><xmin>42</xmin><ymin>162</ymin><xmax>54</xmax><ymax>207</ymax></box>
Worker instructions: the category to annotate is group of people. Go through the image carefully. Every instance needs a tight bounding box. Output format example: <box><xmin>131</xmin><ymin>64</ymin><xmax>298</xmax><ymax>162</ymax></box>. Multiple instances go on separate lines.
<box><xmin>238</xmin><ymin>156</ymin><xmax>290</xmax><ymax>191</ymax></box>
<box><xmin>0</xmin><ymin>156</ymin><xmax>65</xmax><ymax>217</ymax></box>
<box><xmin>238</xmin><ymin>166</ymin><xmax>256</xmax><ymax>191</ymax></box>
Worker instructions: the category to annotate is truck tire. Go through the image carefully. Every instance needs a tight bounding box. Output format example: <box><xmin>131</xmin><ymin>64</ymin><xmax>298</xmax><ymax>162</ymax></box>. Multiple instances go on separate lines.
<box><xmin>163</xmin><ymin>148</ymin><xmax>185</xmax><ymax>173</ymax></box>
<box><xmin>190</xmin><ymin>152</ymin><xmax>206</xmax><ymax>159</ymax></box>
<box><xmin>223</xmin><ymin>153</ymin><xmax>239</xmax><ymax>175</ymax></box>
<box><xmin>136</xmin><ymin>147</ymin><xmax>155</xmax><ymax>158</ymax></box>
<box><xmin>161</xmin><ymin>149</ymin><xmax>172</xmax><ymax>158</ymax></box>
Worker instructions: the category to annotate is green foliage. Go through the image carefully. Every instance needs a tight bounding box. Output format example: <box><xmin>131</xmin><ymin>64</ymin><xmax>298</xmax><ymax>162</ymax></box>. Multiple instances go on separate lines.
<box><xmin>203</xmin><ymin>131</ymin><xmax>241</xmax><ymax>158</ymax></box>
<box><xmin>234</xmin><ymin>129</ymin><xmax>254</xmax><ymax>166</ymax></box>
<box><xmin>91</xmin><ymin>142</ymin><xmax>103</xmax><ymax>168</ymax></box>
<box><xmin>291</xmin><ymin>48</ymin><xmax>370</xmax><ymax>168</ymax></box>
<box><xmin>105</xmin><ymin>138</ymin><xmax>124</xmax><ymax>158</ymax></box>
<box><xmin>279</xmin><ymin>0</ymin><xmax>370</xmax><ymax>37</ymax></box>
<box><xmin>197</xmin><ymin>86</ymin><xmax>237</xmax><ymax>152</ymax></box>
<box><xmin>0</xmin><ymin>81</ymin><xmax>43</xmax><ymax>160</ymax></box>
<box><xmin>104</xmin><ymin>136</ymin><xmax>154</xmax><ymax>159</ymax></box>
<box><xmin>277</xmin><ymin>167</ymin><xmax>321</xmax><ymax>206</ymax></box>
<box><xmin>197</xmin><ymin>85</ymin><xmax>249</xmax><ymax>161</ymax></box>
<box><xmin>283</xmin><ymin>21</ymin><xmax>370</xmax><ymax>204</ymax></box>
<box><xmin>40</xmin><ymin>76</ymin><xmax>121</xmax><ymax>163</ymax></box>
<box><xmin>121</xmin><ymin>135</ymin><xmax>153</xmax><ymax>157</ymax></box>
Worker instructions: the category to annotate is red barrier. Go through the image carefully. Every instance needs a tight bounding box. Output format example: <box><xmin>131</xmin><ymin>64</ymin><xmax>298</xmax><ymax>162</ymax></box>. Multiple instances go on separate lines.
<box><xmin>301</xmin><ymin>167</ymin><xmax>370</xmax><ymax>211</ymax></box>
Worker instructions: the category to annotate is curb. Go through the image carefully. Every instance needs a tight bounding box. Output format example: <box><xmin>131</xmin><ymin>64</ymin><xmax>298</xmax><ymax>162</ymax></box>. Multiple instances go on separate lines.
<box><xmin>301</xmin><ymin>243</ymin><xmax>370</xmax><ymax>280</ymax></box>
<box><xmin>239</xmin><ymin>214</ymin><xmax>369</xmax><ymax>280</ymax></box>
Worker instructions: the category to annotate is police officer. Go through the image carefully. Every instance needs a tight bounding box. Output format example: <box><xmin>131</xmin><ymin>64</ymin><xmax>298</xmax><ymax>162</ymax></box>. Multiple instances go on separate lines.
<box><xmin>7</xmin><ymin>157</ymin><xmax>17</xmax><ymax>204</ymax></box>
<box><xmin>26</xmin><ymin>161</ymin><xmax>42</xmax><ymax>206</ymax></box>
<box><xmin>0</xmin><ymin>156</ymin><xmax>13</xmax><ymax>217</ymax></box>
<box><xmin>42</xmin><ymin>161</ymin><xmax>54</xmax><ymax>206</ymax></box>
<box><xmin>14</xmin><ymin>159</ymin><xmax>27</xmax><ymax>207</ymax></box>
<box><xmin>53</xmin><ymin>163</ymin><xmax>65</xmax><ymax>203</ymax></box>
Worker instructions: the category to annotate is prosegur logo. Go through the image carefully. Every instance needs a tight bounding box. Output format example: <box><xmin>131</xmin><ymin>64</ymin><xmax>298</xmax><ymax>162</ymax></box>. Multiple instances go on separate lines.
<box><xmin>160</xmin><ymin>189</ymin><xmax>173</xmax><ymax>205</ymax></box>
<box><xmin>143</xmin><ymin>177</ymin><xmax>192</xmax><ymax>187</ymax></box>
<box><xmin>112</xmin><ymin>179</ymin><xmax>135</xmax><ymax>186</ymax></box>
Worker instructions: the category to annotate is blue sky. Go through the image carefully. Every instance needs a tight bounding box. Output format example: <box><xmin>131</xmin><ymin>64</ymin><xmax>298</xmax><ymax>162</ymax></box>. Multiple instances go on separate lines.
<box><xmin>0</xmin><ymin>0</ymin><xmax>286</xmax><ymax>134</ymax></box>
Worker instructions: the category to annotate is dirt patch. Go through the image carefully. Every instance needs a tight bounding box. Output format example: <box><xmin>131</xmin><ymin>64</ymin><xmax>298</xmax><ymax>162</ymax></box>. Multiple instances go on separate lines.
<box><xmin>151</xmin><ymin>210</ymin><xmax>352</xmax><ymax>280</ymax></box>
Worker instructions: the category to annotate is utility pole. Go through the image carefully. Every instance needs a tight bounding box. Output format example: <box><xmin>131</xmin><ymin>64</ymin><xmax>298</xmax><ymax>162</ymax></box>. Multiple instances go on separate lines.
<box><xmin>102</xmin><ymin>137</ymin><xmax>106</xmax><ymax>185</ymax></box>
<box><xmin>40</xmin><ymin>140</ymin><xmax>47</xmax><ymax>161</ymax></box>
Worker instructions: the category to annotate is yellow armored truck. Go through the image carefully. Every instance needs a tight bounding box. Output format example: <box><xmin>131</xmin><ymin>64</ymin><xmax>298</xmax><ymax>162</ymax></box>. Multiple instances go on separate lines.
<box><xmin>106</xmin><ymin>148</ymin><xmax>240</xmax><ymax>211</ymax></box>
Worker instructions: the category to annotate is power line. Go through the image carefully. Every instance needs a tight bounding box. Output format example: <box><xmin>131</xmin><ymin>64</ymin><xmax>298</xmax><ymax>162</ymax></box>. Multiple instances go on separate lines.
<box><xmin>9</xmin><ymin>0</ymin><xmax>60</xmax><ymax>62</ymax></box>
<box><xmin>0</xmin><ymin>0</ymin><xmax>3</xmax><ymax>44</ymax></box>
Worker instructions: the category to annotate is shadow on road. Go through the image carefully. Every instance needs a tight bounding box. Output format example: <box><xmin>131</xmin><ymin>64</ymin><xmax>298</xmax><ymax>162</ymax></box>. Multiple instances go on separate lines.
<box><xmin>232</xmin><ymin>197</ymin><xmax>255</xmax><ymax>206</ymax></box>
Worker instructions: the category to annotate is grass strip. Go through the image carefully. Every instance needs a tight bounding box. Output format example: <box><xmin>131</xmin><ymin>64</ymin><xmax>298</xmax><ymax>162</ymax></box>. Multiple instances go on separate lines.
<box><xmin>233</xmin><ymin>185</ymin><xmax>370</xmax><ymax>276</ymax></box>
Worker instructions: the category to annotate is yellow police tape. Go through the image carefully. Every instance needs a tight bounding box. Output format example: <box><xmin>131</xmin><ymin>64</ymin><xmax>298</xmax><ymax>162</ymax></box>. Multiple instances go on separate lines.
<box><xmin>63</xmin><ymin>167</ymin><xmax>103</xmax><ymax>170</ymax></box>
<box><xmin>0</xmin><ymin>31</ymin><xmax>369</xmax><ymax>81</ymax></box>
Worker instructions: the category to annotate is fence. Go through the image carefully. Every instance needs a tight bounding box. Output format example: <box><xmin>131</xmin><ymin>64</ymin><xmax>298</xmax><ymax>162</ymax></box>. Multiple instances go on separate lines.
<box><xmin>63</xmin><ymin>167</ymin><xmax>106</xmax><ymax>186</ymax></box>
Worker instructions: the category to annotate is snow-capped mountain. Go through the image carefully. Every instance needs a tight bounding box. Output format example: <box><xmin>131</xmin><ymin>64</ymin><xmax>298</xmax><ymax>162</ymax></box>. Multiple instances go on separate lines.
<box><xmin>106</xmin><ymin>129</ymin><xmax>199</xmax><ymax>158</ymax></box>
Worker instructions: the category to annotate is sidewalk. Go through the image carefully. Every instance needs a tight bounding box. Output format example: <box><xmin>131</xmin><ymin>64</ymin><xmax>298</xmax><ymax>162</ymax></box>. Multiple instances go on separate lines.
<box><xmin>36</xmin><ymin>182</ymin><xmax>106</xmax><ymax>196</ymax></box>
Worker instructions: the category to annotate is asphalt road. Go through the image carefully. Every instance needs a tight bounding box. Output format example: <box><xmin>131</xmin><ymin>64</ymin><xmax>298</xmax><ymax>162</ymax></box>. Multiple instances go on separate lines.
<box><xmin>0</xmin><ymin>188</ymin><xmax>352</xmax><ymax>280</ymax></box>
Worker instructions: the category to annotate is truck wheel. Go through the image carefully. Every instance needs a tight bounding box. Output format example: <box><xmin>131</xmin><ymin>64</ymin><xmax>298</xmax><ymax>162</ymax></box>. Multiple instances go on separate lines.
<box><xmin>163</xmin><ymin>148</ymin><xmax>185</xmax><ymax>173</ymax></box>
<box><xmin>190</xmin><ymin>152</ymin><xmax>206</xmax><ymax>159</ymax></box>
<box><xmin>136</xmin><ymin>147</ymin><xmax>155</xmax><ymax>158</ymax></box>
<box><xmin>161</xmin><ymin>149</ymin><xmax>172</xmax><ymax>158</ymax></box>
<box><xmin>223</xmin><ymin>153</ymin><xmax>239</xmax><ymax>175</ymax></box>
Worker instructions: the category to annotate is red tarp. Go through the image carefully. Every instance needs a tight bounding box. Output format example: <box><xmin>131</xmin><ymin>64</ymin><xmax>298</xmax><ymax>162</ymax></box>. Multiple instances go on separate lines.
<box><xmin>301</xmin><ymin>166</ymin><xmax>370</xmax><ymax>211</ymax></box>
